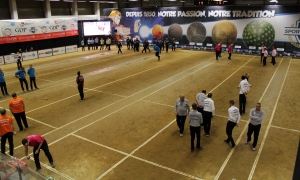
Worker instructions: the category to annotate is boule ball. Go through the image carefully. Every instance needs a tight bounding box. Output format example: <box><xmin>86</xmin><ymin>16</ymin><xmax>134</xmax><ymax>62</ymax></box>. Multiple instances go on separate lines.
<box><xmin>212</xmin><ymin>20</ymin><xmax>237</xmax><ymax>45</ymax></box>
<box><xmin>187</xmin><ymin>22</ymin><xmax>206</xmax><ymax>43</ymax></box>
<box><xmin>168</xmin><ymin>23</ymin><xmax>183</xmax><ymax>41</ymax></box>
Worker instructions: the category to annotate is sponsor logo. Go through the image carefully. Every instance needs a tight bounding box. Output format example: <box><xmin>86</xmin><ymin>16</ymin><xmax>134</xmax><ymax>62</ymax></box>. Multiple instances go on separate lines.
<box><xmin>45</xmin><ymin>51</ymin><xmax>52</xmax><ymax>54</ymax></box>
<box><xmin>6</xmin><ymin>56</ymin><xmax>10</xmax><ymax>60</ymax></box>
<box><xmin>49</xmin><ymin>25</ymin><xmax>60</xmax><ymax>30</ymax></box>
<box><xmin>41</xmin><ymin>26</ymin><xmax>47</xmax><ymax>33</ymax></box>
<box><xmin>62</xmin><ymin>25</ymin><xmax>67</xmax><ymax>31</ymax></box>
<box><xmin>285</xmin><ymin>18</ymin><xmax>300</xmax><ymax>48</ymax></box>
<box><xmin>10</xmin><ymin>22</ymin><xmax>15</xmax><ymax>26</ymax></box>
<box><xmin>15</xmin><ymin>28</ymin><xmax>27</xmax><ymax>33</ymax></box>
<box><xmin>20</xmin><ymin>21</ymin><xmax>25</xmax><ymax>26</ymax></box>
<box><xmin>29</xmin><ymin>27</ymin><xmax>36</xmax><ymax>33</ymax></box>
<box><xmin>3</xmin><ymin>28</ymin><xmax>12</xmax><ymax>36</ymax></box>
<box><xmin>70</xmin><ymin>24</ymin><xmax>76</xmax><ymax>30</ymax></box>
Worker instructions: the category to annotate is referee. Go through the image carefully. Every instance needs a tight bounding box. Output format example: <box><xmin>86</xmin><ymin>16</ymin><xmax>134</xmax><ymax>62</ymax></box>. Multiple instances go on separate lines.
<box><xmin>224</xmin><ymin>100</ymin><xmax>240</xmax><ymax>148</ymax></box>
<box><xmin>246</xmin><ymin>103</ymin><xmax>264</xmax><ymax>151</ymax></box>
<box><xmin>203</xmin><ymin>93</ymin><xmax>215</xmax><ymax>136</ymax></box>
<box><xmin>189</xmin><ymin>103</ymin><xmax>203</xmax><ymax>151</ymax></box>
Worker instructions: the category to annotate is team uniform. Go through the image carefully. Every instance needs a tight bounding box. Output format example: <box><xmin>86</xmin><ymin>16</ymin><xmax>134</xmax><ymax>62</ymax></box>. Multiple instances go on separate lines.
<box><xmin>271</xmin><ymin>48</ymin><xmax>277</xmax><ymax>66</ymax></box>
<box><xmin>81</xmin><ymin>40</ymin><xmax>85</xmax><ymax>51</ymax></box>
<box><xmin>203</xmin><ymin>97</ymin><xmax>215</xmax><ymax>136</ymax></box>
<box><xmin>154</xmin><ymin>45</ymin><xmax>160</xmax><ymax>61</ymax></box>
<box><xmin>0</xmin><ymin>114</ymin><xmax>14</xmax><ymax>156</ymax></box>
<box><xmin>228</xmin><ymin>44</ymin><xmax>233</xmax><ymax>60</ymax></box>
<box><xmin>224</xmin><ymin>105</ymin><xmax>241</xmax><ymax>147</ymax></box>
<box><xmin>238</xmin><ymin>78</ymin><xmax>250</xmax><ymax>115</ymax></box>
<box><xmin>174</xmin><ymin>98</ymin><xmax>190</xmax><ymax>136</ymax></box>
<box><xmin>76</xmin><ymin>75</ymin><xmax>84</xmax><ymax>101</ymax></box>
<box><xmin>246</xmin><ymin>108</ymin><xmax>264</xmax><ymax>150</ymax></box>
<box><xmin>0</xmin><ymin>71</ymin><xmax>9</xmax><ymax>96</ymax></box>
<box><xmin>15</xmin><ymin>69</ymin><xmax>29</xmax><ymax>91</ymax></box>
<box><xmin>117</xmin><ymin>41</ymin><xmax>122</xmax><ymax>54</ymax></box>
<box><xmin>27</xmin><ymin>67</ymin><xmax>39</xmax><ymax>90</ymax></box>
<box><xmin>196</xmin><ymin>92</ymin><xmax>206</xmax><ymax>114</ymax></box>
<box><xmin>9</xmin><ymin>96</ymin><xmax>29</xmax><ymax>131</ymax></box>
<box><xmin>189</xmin><ymin>109</ymin><xmax>203</xmax><ymax>151</ymax></box>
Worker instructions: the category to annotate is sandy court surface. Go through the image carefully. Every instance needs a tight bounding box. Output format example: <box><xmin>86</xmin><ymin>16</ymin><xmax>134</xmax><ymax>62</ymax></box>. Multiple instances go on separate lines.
<box><xmin>0</xmin><ymin>47</ymin><xmax>299</xmax><ymax>179</ymax></box>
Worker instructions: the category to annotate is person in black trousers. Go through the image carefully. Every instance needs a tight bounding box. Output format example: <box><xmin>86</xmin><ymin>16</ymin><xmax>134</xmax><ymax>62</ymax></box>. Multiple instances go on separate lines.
<box><xmin>76</xmin><ymin>71</ymin><xmax>84</xmax><ymax>101</ymax></box>
<box><xmin>171</xmin><ymin>38</ymin><xmax>176</xmax><ymax>51</ymax></box>
<box><xmin>116</xmin><ymin>41</ymin><xmax>122</xmax><ymax>54</ymax></box>
<box><xmin>9</xmin><ymin>92</ymin><xmax>29</xmax><ymax>131</ymax></box>
<box><xmin>16</xmin><ymin>56</ymin><xmax>22</xmax><ymax>70</ymax></box>
<box><xmin>0</xmin><ymin>68</ymin><xmax>10</xmax><ymax>96</ymax></box>
<box><xmin>15</xmin><ymin>68</ymin><xmax>29</xmax><ymax>92</ymax></box>
<box><xmin>126</xmin><ymin>37</ymin><xmax>131</xmax><ymax>50</ymax></box>
<box><xmin>260</xmin><ymin>44</ymin><xmax>266</xmax><ymax>63</ymax></box>
<box><xmin>27</xmin><ymin>64</ymin><xmax>39</xmax><ymax>90</ymax></box>
<box><xmin>224</xmin><ymin>100</ymin><xmax>241</xmax><ymax>148</ymax></box>
<box><xmin>189</xmin><ymin>103</ymin><xmax>203</xmax><ymax>151</ymax></box>
<box><xmin>0</xmin><ymin>108</ymin><xmax>15</xmax><ymax>156</ymax></box>
<box><xmin>165</xmin><ymin>38</ymin><xmax>169</xmax><ymax>53</ymax></box>
<box><xmin>238</xmin><ymin>75</ymin><xmax>249</xmax><ymax>115</ymax></box>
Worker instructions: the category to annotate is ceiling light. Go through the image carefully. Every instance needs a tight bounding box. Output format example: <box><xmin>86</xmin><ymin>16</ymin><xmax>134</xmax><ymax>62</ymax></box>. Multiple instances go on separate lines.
<box><xmin>168</xmin><ymin>0</ymin><xmax>177</xmax><ymax>1</ymax></box>
<box><xmin>270</xmin><ymin>0</ymin><xmax>278</xmax><ymax>2</ymax></box>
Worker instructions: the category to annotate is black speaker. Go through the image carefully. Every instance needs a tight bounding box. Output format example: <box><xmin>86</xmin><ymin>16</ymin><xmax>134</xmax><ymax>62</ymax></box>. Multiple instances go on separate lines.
<box><xmin>114</xmin><ymin>29</ymin><xmax>117</xmax><ymax>32</ymax></box>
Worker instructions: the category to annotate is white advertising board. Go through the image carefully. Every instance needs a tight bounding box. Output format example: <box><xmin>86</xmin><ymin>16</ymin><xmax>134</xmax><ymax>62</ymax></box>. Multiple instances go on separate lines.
<box><xmin>66</xmin><ymin>45</ymin><xmax>78</xmax><ymax>53</ymax></box>
<box><xmin>0</xmin><ymin>56</ymin><xmax>4</xmax><ymax>65</ymax></box>
<box><xmin>4</xmin><ymin>54</ymin><xmax>19</xmax><ymax>64</ymax></box>
<box><xmin>22</xmin><ymin>51</ymin><xmax>38</xmax><ymax>61</ymax></box>
<box><xmin>52</xmin><ymin>47</ymin><xmax>65</xmax><ymax>55</ymax></box>
<box><xmin>38</xmin><ymin>49</ymin><xmax>52</xmax><ymax>58</ymax></box>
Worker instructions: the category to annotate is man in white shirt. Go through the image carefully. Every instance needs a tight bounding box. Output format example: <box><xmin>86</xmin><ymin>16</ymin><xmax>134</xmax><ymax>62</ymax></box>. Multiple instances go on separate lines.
<box><xmin>246</xmin><ymin>102</ymin><xmax>264</xmax><ymax>151</ymax></box>
<box><xmin>195</xmin><ymin>90</ymin><xmax>207</xmax><ymax>114</ymax></box>
<box><xmin>203</xmin><ymin>93</ymin><xmax>215</xmax><ymax>136</ymax></box>
<box><xmin>224</xmin><ymin>100</ymin><xmax>241</xmax><ymax>148</ymax></box>
<box><xmin>189</xmin><ymin>103</ymin><xmax>203</xmax><ymax>151</ymax></box>
<box><xmin>174</xmin><ymin>94</ymin><xmax>190</xmax><ymax>137</ymax></box>
<box><xmin>238</xmin><ymin>75</ymin><xmax>249</xmax><ymax>115</ymax></box>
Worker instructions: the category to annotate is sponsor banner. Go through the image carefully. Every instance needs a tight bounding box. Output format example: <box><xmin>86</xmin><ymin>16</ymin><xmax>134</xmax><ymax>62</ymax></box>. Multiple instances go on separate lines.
<box><xmin>0</xmin><ymin>56</ymin><xmax>5</xmax><ymax>65</ymax></box>
<box><xmin>0</xmin><ymin>18</ymin><xmax>78</xmax><ymax>36</ymax></box>
<box><xmin>4</xmin><ymin>54</ymin><xmax>20</xmax><ymax>64</ymax></box>
<box><xmin>0</xmin><ymin>30</ymin><xmax>78</xmax><ymax>44</ymax></box>
<box><xmin>66</xmin><ymin>45</ymin><xmax>78</xmax><ymax>53</ymax></box>
<box><xmin>22</xmin><ymin>51</ymin><xmax>38</xmax><ymax>61</ymax></box>
<box><xmin>38</xmin><ymin>49</ymin><xmax>53</xmax><ymax>58</ymax></box>
<box><xmin>52</xmin><ymin>47</ymin><xmax>65</xmax><ymax>55</ymax></box>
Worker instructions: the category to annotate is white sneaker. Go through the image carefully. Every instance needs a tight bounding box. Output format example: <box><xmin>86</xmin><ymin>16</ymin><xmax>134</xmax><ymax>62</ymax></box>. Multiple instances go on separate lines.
<box><xmin>252</xmin><ymin>146</ymin><xmax>256</xmax><ymax>151</ymax></box>
<box><xmin>180</xmin><ymin>134</ymin><xmax>183</xmax><ymax>137</ymax></box>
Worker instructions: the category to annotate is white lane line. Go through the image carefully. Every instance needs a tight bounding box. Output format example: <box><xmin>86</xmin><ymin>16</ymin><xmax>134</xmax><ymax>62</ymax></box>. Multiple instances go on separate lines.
<box><xmin>38</xmin><ymin>78</ymin><xmax>55</xmax><ymax>83</ymax></box>
<box><xmin>247</xmin><ymin>59</ymin><xmax>292</xmax><ymax>180</ymax></box>
<box><xmin>71</xmin><ymin>134</ymin><xmax>202</xmax><ymax>180</ymax></box>
<box><xmin>26</xmin><ymin>116</ymin><xmax>57</xmax><ymax>129</ymax></box>
<box><xmin>214</xmin><ymin>58</ymin><xmax>284</xmax><ymax>180</ymax></box>
<box><xmin>271</xmin><ymin>125</ymin><xmax>300</xmax><ymax>133</ymax></box>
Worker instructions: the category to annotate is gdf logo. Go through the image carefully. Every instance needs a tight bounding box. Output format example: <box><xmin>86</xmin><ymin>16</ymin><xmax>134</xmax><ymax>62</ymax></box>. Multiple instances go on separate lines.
<box><xmin>15</xmin><ymin>28</ymin><xmax>27</xmax><ymax>33</ymax></box>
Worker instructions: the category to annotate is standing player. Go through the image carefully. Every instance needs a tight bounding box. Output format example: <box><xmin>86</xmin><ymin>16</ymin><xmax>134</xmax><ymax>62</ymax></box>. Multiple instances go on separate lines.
<box><xmin>15</xmin><ymin>68</ymin><xmax>29</xmax><ymax>92</ymax></box>
<box><xmin>174</xmin><ymin>94</ymin><xmax>190</xmax><ymax>136</ymax></box>
<box><xmin>228</xmin><ymin>44</ymin><xmax>233</xmax><ymax>61</ymax></box>
<box><xmin>224</xmin><ymin>100</ymin><xmax>240</xmax><ymax>148</ymax></box>
<box><xmin>195</xmin><ymin>90</ymin><xmax>207</xmax><ymax>114</ymax></box>
<box><xmin>215</xmin><ymin>44</ymin><xmax>221</xmax><ymax>60</ymax></box>
<box><xmin>219</xmin><ymin>42</ymin><xmax>223</xmax><ymax>58</ymax></box>
<box><xmin>0</xmin><ymin>68</ymin><xmax>10</xmax><ymax>97</ymax></box>
<box><xmin>126</xmin><ymin>37</ymin><xmax>131</xmax><ymax>50</ymax></box>
<box><xmin>171</xmin><ymin>38</ymin><xmax>176</xmax><ymax>51</ymax></box>
<box><xmin>9</xmin><ymin>92</ymin><xmax>29</xmax><ymax>131</ymax></box>
<box><xmin>0</xmin><ymin>108</ymin><xmax>15</xmax><ymax>156</ymax></box>
<box><xmin>76</xmin><ymin>71</ymin><xmax>84</xmax><ymax>101</ymax></box>
<box><xmin>189</xmin><ymin>103</ymin><xmax>203</xmax><ymax>151</ymax></box>
<box><xmin>27</xmin><ymin>64</ymin><xmax>39</xmax><ymax>91</ymax></box>
<box><xmin>165</xmin><ymin>38</ymin><xmax>170</xmax><ymax>53</ymax></box>
<box><xmin>87</xmin><ymin>38</ymin><xmax>91</xmax><ymax>50</ymax></box>
<box><xmin>22</xmin><ymin>135</ymin><xmax>55</xmax><ymax>171</ymax></box>
<box><xmin>260</xmin><ymin>44</ymin><xmax>266</xmax><ymax>63</ymax></box>
<box><xmin>203</xmin><ymin>93</ymin><xmax>215</xmax><ymax>136</ymax></box>
<box><xmin>100</xmin><ymin>38</ymin><xmax>104</xmax><ymax>50</ymax></box>
<box><xmin>142</xmin><ymin>37</ymin><xmax>148</xmax><ymax>53</ymax></box>
<box><xmin>263</xmin><ymin>48</ymin><xmax>268</xmax><ymax>66</ymax></box>
<box><xmin>95</xmin><ymin>37</ymin><xmax>99</xmax><ymax>50</ymax></box>
<box><xmin>106</xmin><ymin>37</ymin><xmax>111</xmax><ymax>50</ymax></box>
<box><xmin>91</xmin><ymin>38</ymin><xmax>95</xmax><ymax>50</ymax></box>
<box><xmin>238</xmin><ymin>75</ymin><xmax>250</xmax><ymax>115</ymax></box>
<box><xmin>81</xmin><ymin>39</ymin><xmax>85</xmax><ymax>51</ymax></box>
<box><xmin>116</xmin><ymin>41</ymin><xmax>122</xmax><ymax>54</ymax></box>
<box><xmin>17</xmin><ymin>56</ymin><xmax>22</xmax><ymax>70</ymax></box>
<box><xmin>271</xmin><ymin>46</ymin><xmax>277</xmax><ymax>66</ymax></box>
<box><xmin>246</xmin><ymin>103</ymin><xmax>264</xmax><ymax>151</ymax></box>
<box><xmin>154</xmin><ymin>44</ymin><xmax>160</xmax><ymax>61</ymax></box>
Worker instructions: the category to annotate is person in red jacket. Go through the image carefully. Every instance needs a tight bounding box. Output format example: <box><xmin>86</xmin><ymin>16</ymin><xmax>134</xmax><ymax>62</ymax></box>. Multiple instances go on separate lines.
<box><xmin>76</xmin><ymin>71</ymin><xmax>84</xmax><ymax>101</ymax></box>
<box><xmin>219</xmin><ymin>42</ymin><xmax>223</xmax><ymax>58</ymax></box>
<box><xmin>215</xmin><ymin>44</ymin><xmax>221</xmax><ymax>60</ymax></box>
<box><xmin>228</xmin><ymin>44</ymin><xmax>233</xmax><ymax>61</ymax></box>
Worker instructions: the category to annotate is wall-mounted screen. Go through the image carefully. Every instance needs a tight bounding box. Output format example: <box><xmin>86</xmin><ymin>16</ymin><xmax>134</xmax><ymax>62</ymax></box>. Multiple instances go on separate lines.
<box><xmin>83</xmin><ymin>21</ymin><xmax>111</xmax><ymax>36</ymax></box>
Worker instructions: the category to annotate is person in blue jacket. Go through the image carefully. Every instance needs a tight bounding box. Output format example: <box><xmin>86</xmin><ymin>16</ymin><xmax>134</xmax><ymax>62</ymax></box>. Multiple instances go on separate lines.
<box><xmin>0</xmin><ymin>68</ymin><xmax>10</xmax><ymax>97</ymax></box>
<box><xmin>15</xmin><ymin>68</ymin><xmax>29</xmax><ymax>92</ymax></box>
<box><xmin>154</xmin><ymin>44</ymin><xmax>160</xmax><ymax>61</ymax></box>
<box><xmin>27</xmin><ymin>64</ymin><xmax>39</xmax><ymax>90</ymax></box>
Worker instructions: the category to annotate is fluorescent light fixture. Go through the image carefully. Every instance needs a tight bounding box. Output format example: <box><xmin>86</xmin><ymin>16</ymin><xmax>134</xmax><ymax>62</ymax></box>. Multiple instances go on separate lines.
<box><xmin>89</xmin><ymin>1</ymin><xmax>98</xmax><ymax>2</ymax></box>
<box><xmin>270</xmin><ymin>0</ymin><xmax>278</xmax><ymax>2</ymax></box>
<box><xmin>129</xmin><ymin>0</ymin><xmax>138</xmax><ymax>1</ymax></box>
<box><xmin>168</xmin><ymin>0</ymin><xmax>177</xmax><ymax>1</ymax></box>
<box><xmin>49</xmin><ymin>0</ymin><xmax>60</xmax><ymax>1</ymax></box>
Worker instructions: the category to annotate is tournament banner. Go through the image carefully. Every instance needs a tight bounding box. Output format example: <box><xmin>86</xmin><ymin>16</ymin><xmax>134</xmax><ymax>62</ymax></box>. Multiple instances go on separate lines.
<box><xmin>103</xmin><ymin>6</ymin><xmax>300</xmax><ymax>54</ymax></box>
<box><xmin>0</xmin><ymin>18</ymin><xmax>78</xmax><ymax>44</ymax></box>
<box><xmin>4</xmin><ymin>54</ymin><xmax>19</xmax><ymax>64</ymax></box>
<box><xmin>22</xmin><ymin>51</ymin><xmax>38</xmax><ymax>61</ymax></box>
<box><xmin>52</xmin><ymin>47</ymin><xmax>65</xmax><ymax>56</ymax></box>
<box><xmin>66</xmin><ymin>45</ymin><xmax>78</xmax><ymax>53</ymax></box>
<box><xmin>38</xmin><ymin>49</ymin><xmax>53</xmax><ymax>58</ymax></box>
<box><xmin>0</xmin><ymin>56</ymin><xmax>4</xmax><ymax>65</ymax></box>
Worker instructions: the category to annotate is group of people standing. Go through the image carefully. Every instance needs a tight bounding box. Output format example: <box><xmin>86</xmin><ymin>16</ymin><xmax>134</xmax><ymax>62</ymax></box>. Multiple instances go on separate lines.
<box><xmin>174</xmin><ymin>73</ymin><xmax>265</xmax><ymax>152</ymax></box>
<box><xmin>81</xmin><ymin>37</ymin><xmax>112</xmax><ymax>51</ymax></box>
<box><xmin>260</xmin><ymin>44</ymin><xmax>277</xmax><ymax>66</ymax></box>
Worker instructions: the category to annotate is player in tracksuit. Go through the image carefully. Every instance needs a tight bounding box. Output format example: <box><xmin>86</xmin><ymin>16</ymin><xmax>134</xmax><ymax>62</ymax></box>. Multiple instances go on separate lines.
<box><xmin>116</xmin><ymin>41</ymin><xmax>122</xmax><ymax>54</ymax></box>
<box><xmin>126</xmin><ymin>37</ymin><xmax>131</xmax><ymax>50</ymax></box>
<box><xmin>165</xmin><ymin>38</ymin><xmax>170</xmax><ymax>53</ymax></box>
<box><xmin>154</xmin><ymin>44</ymin><xmax>160</xmax><ymax>61</ymax></box>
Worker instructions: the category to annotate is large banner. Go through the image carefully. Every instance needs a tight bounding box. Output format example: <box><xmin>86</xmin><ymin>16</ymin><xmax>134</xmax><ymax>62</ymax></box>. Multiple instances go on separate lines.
<box><xmin>22</xmin><ymin>51</ymin><xmax>38</xmax><ymax>61</ymax></box>
<box><xmin>52</xmin><ymin>47</ymin><xmax>65</xmax><ymax>56</ymax></box>
<box><xmin>38</xmin><ymin>49</ymin><xmax>52</xmax><ymax>58</ymax></box>
<box><xmin>103</xmin><ymin>6</ymin><xmax>300</xmax><ymax>53</ymax></box>
<box><xmin>0</xmin><ymin>18</ymin><xmax>78</xmax><ymax>44</ymax></box>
